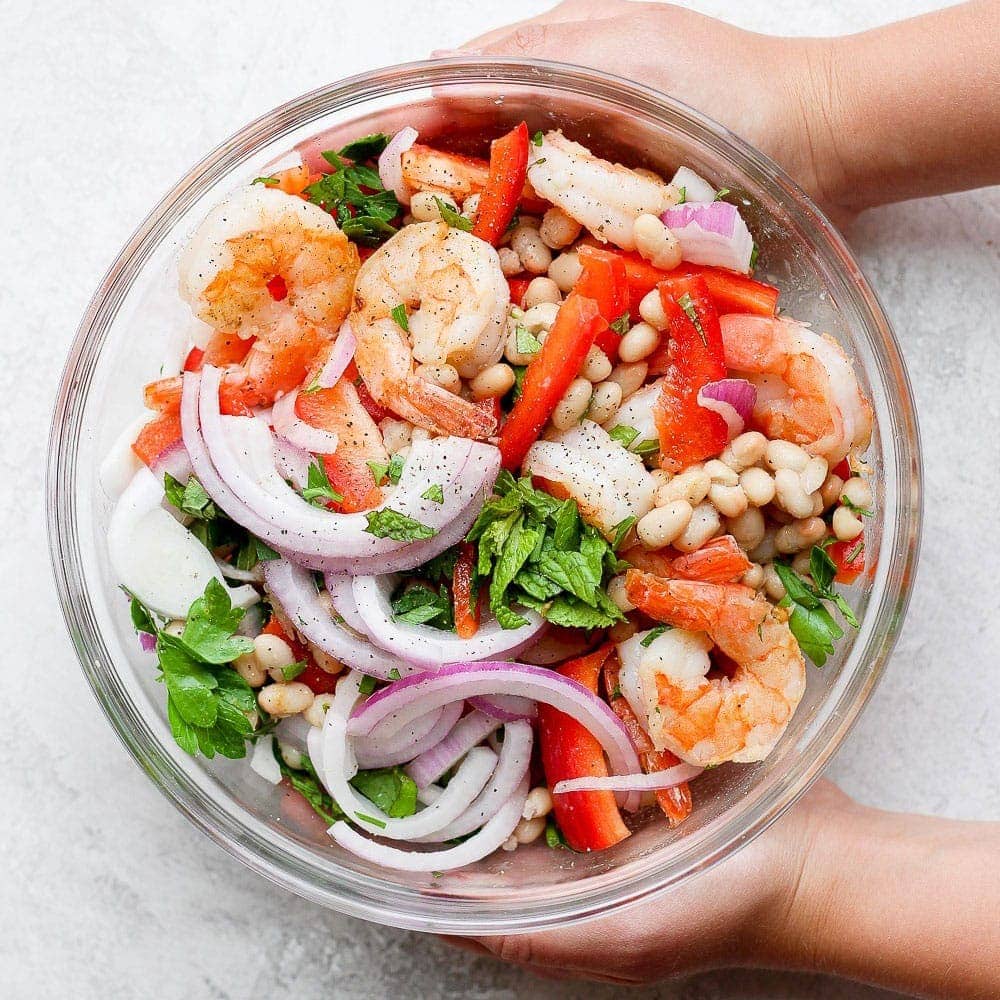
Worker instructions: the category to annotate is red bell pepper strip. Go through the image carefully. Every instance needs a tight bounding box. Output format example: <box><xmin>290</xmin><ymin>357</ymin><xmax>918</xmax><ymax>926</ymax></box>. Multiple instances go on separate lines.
<box><xmin>602</xmin><ymin>657</ymin><xmax>693</xmax><ymax>827</ymax></box>
<box><xmin>574</xmin><ymin>245</ymin><xmax>630</xmax><ymax>358</ymax></box>
<box><xmin>538</xmin><ymin>643</ymin><xmax>631</xmax><ymax>852</ymax></box>
<box><xmin>452</xmin><ymin>542</ymin><xmax>480</xmax><ymax>639</ymax></box>
<box><xmin>653</xmin><ymin>276</ymin><xmax>729</xmax><ymax>471</ymax></box>
<box><xmin>132</xmin><ymin>410</ymin><xmax>183</xmax><ymax>467</ymax></box>
<box><xmin>828</xmin><ymin>538</ymin><xmax>866</xmax><ymax>584</ymax></box>
<box><xmin>506</xmin><ymin>276</ymin><xmax>531</xmax><ymax>308</ymax></box>
<box><xmin>473</xmin><ymin>122</ymin><xmax>530</xmax><ymax>246</ymax></box>
<box><xmin>498</xmin><ymin>292</ymin><xmax>608</xmax><ymax>470</ymax></box>
<box><xmin>262</xmin><ymin>617</ymin><xmax>338</xmax><ymax>694</ymax></box>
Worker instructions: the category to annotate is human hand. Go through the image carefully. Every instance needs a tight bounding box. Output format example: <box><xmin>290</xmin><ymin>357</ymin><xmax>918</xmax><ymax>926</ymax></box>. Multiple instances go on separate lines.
<box><xmin>451</xmin><ymin>0</ymin><xmax>847</xmax><ymax>219</ymax></box>
<box><xmin>443</xmin><ymin>779</ymin><xmax>859</xmax><ymax>985</ymax></box>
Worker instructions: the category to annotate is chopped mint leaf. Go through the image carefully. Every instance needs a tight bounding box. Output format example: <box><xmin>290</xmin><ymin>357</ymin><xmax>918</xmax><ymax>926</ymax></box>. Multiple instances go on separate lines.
<box><xmin>633</xmin><ymin>438</ymin><xmax>660</xmax><ymax>457</ymax></box>
<box><xmin>611</xmin><ymin>516</ymin><xmax>636</xmax><ymax>552</ymax></box>
<box><xmin>640</xmin><ymin>625</ymin><xmax>670</xmax><ymax>647</ymax></box>
<box><xmin>351</xmin><ymin>767</ymin><xmax>418</xmax><ymax>818</ymax></box>
<box><xmin>608</xmin><ymin>424</ymin><xmax>640</xmax><ymax>449</ymax></box>
<box><xmin>387</xmin><ymin>453</ymin><xmax>405</xmax><ymax>485</ymax></box>
<box><xmin>252</xmin><ymin>176</ymin><xmax>279</xmax><ymax>186</ymax></box>
<box><xmin>510</xmin><ymin>365</ymin><xmax>527</xmax><ymax>402</ymax></box>
<box><xmin>846</xmin><ymin>539</ymin><xmax>865</xmax><ymax>563</ymax></box>
<box><xmin>281</xmin><ymin>660</ymin><xmax>307</xmax><ymax>682</ymax></box>
<box><xmin>676</xmin><ymin>291</ymin><xmax>707</xmax><ymax>347</ymax></box>
<box><xmin>749</xmin><ymin>243</ymin><xmax>760</xmax><ymax>270</ymax></box>
<box><xmin>391</xmin><ymin>303</ymin><xmax>409</xmax><ymax>332</ymax></box>
<box><xmin>610</xmin><ymin>312</ymin><xmax>630</xmax><ymax>336</ymax></box>
<box><xmin>389</xmin><ymin>667</ymin><xmax>401</xmax><ymax>680</ymax></box>
<box><xmin>545</xmin><ymin>817</ymin><xmax>570</xmax><ymax>850</ymax></box>
<box><xmin>840</xmin><ymin>494</ymin><xmax>873</xmax><ymax>518</ymax></box>
<box><xmin>302</xmin><ymin>461</ymin><xmax>344</xmax><ymax>506</ymax></box>
<box><xmin>337</xmin><ymin>132</ymin><xmax>391</xmax><ymax>162</ymax></box>
<box><xmin>358</xmin><ymin>674</ymin><xmax>377</xmax><ymax>696</ymax></box>
<box><xmin>434</xmin><ymin>196</ymin><xmax>473</xmax><ymax>232</ymax></box>
<box><xmin>164</xmin><ymin>473</ymin><xmax>218</xmax><ymax>521</ymax></box>
<box><xmin>531</xmin><ymin>130</ymin><xmax>544</xmax><ymax>146</ymax></box>
<box><xmin>364</xmin><ymin>508</ymin><xmax>436</xmax><ymax>541</ymax></box>
<box><xmin>235</xmin><ymin>534</ymin><xmax>279</xmax><ymax>572</ymax></box>
<box><xmin>714</xmin><ymin>187</ymin><xmax>731</xmax><ymax>200</ymax></box>
<box><xmin>421</xmin><ymin>483</ymin><xmax>445</xmax><ymax>504</ymax></box>
<box><xmin>676</xmin><ymin>185</ymin><xmax>687</xmax><ymax>204</ymax></box>
<box><xmin>391</xmin><ymin>582</ymin><xmax>454</xmax><ymax>630</ymax></box>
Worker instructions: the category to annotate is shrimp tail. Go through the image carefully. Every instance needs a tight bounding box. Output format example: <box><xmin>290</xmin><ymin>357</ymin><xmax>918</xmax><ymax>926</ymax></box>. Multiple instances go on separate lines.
<box><xmin>625</xmin><ymin>571</ymin><xmax>759</xmax><ymax>632</ymax></box>
<box><xmin>392</xmin><ymin>377</ymin><xmax>498</xmax><ymax>440</ymax></box>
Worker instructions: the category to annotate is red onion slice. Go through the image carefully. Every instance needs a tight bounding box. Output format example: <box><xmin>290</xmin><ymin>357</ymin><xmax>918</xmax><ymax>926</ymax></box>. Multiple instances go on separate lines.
<box><xmin>350</xmin><ymin>574</ymin><xmax>547</xmax><ymax>667</ymax></box>
<box><xmin>697</xmin><ymin>378</ymin><xmax>758</xmax><ymax>441</ymax></box>
<box><xmin>553</xmin><ymin>762</ymin><xmax>703</xmax><ymax>795</ymax></box>
<box><xmin>315</xmin><ymin>672</ymin><xmax>497</xmax><ymax>840</ymax></box>
<box><xmin>468</xmin><ymin>694</ymin><xmax>537</xmax><ymax>722</ymax></box>
<box><xmin>317</xmin><ymin>321</ymin><xmax>357</xmax><ymax>389</ymax></box>
<box><xmin>347</xmin><ymin>661</ymin><xmax>643</xmax><ymax>811</ymax></box>
<box><xmin>353</xmin><ymin>702</ymin><xmax>464</xmax><ymax>770</ymax></box>
<box><xmin>272</xmin><ymin>390</ymin><xmax>340</xmax><ymax>455</ymax></box>
<box><xmin>138</xmin><ymin>630</ymin><xmax>156</xmax><ymax>652</ymax></box>
<box><xmin>404</xmin><ymin>710</ymin><xmax>501</xmax><ymax>789</ymax></box>
<box><xmin>411</xmin><ymin>720</ymin><xmax>533</xmax><ymax>844</ymax></box>
<box><xmin>183</xmin><ymin>368</ymin><xmax>500</xmax><ymax>573</ymax></box>
<box><xmin>273</xmin><ymin>437</ymin><xmax>311</xmax><ymax>492</ymax></box>
<box><xmin>377</xmin><ymin>126</ymin><xmax>418</xmax><ymax>205</ymax></box>
<box><xmin>262</xmin><ymin>558</ymin><xmax>406</xmax><ymax>680</ymax></box>
<box><xmin>330</xmin><ymin>776</ymin><xmax>528</xmax><ymax>873</ymax></box>
<box><xmin>661</xmin><ymin>201</ymin><xmax>754</xmax><ymax>273</ymax></box>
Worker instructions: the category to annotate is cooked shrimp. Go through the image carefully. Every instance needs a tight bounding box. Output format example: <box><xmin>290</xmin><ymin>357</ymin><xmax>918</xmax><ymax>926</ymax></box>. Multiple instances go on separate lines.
<box><xmin>621</xmin><ymin>571</ymin><xmax>806</xmax><ymax>767</ymax></box>
<box><xmin>527</xmin><ymin>131</ymin><xmax>679</xmax><ymax>250</ymax></box>
<box><xmin>350</xmin><ymin>221</ymin><xmax>508</xmax><ymax>438</ymax></box>
<box><xmin>720</xmin><ymin>314</ymin><xmax>873</xmax><ymax>464</ymax></box>
<box><xmin>179</xmin><ymin>185</ymin><xmax>359</xmax><ymax>339</ymax></box>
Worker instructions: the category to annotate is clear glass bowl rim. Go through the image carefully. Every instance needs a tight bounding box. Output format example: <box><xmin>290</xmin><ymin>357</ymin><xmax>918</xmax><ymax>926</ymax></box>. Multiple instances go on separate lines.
<box><xmin>47</xmin><ymin>57</ymin><xmax>922</xmax><ymax>934</ymax></box>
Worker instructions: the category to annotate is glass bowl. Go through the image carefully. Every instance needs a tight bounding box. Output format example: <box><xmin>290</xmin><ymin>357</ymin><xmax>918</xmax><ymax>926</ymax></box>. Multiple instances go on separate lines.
<box><xmin>47</xmin><ymin>59</ymin><xmax>921</xmax><ymax>935</ymax></box>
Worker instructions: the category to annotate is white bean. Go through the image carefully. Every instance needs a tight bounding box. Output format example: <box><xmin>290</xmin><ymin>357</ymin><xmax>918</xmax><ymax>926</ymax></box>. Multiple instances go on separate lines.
<box><xmin>551</xmin><ymin>378</ymin><xmax>593</xmax><ymax>430</ymax></box>
<box><xmin>607</xmin><ymin>574</ymin><xmax>636</xmax><ymax>612</ymax></box>
<box><xmin>673</xmin><ymin>502</ymin><xmax>722</xmax><ymax>553</ymax></box>
<box><xmin>514</xmin><ymin>816</ymin><xmax>547</xmax><ymax>845</ymax></box>
<box><xmin>763</xmin><ymin>564</ymin><xmax>787</xmax><ymax>601</ymax></box>
<box><xmin>498</xmin><ymin>246</ymin><xmax>522</xmax><ymax>276</ymax></box>
<box><xmin>721</xmin><ymin>431</ymin><xmax>768</xmax><ymax>471</ymax></box>
<box><xmin>521</xmin><ymin>302</ymin><xmax>560</xmax><ymax>332</ymax></box>
<box><xmin>739</xmin><ymin>466</ymin><xmax>776</xmax><ymax>507</ymax></box>
<box><xmin>539</xmin><ymin>207</ymin><xmax>582</xmax><ymax>249</ymax></box>
<box><xmin>547</xmin><ymin>250</ymin><xmax>583</xmax><ymax>292</ymax></box>
<box><xmin>606</xmin><ymin>362</ymin><xmax>648</xmax><ymax>400</ymax></box>
<box><xmin>841</xmin><ymin>477</ymin><xmax>874</xmax><ymax>511</ymax></box>
<box><xmin>820</xmin><ymin>473</ymin><xmax>845</xmax><ymax>511</ymax></box>
<box><xmin>727</xmin><ymin>507</ymin><xmax>766</xmax><ymax>551</ymax></box>
<box><xmin>749</xmin><ymin>527</ymin><xmax>778</xmax><ymax>564</ymax></box>
<box><xmin>708</xmin><ymin>483</ymin><xmax>748</xmax><ymax>518</ymax></box>
<box><xmin>304</xmin><ymin>691</ymin><xmax>336</xmax><ymax>728</ymax></box>
<box><xmin>511</xmin><ymin>225</ymin><xmax>552</xmax><ymax>274</ymax></box>
<box><xmin>522</xmin><ymin>276</ymin><xmax>562</xmax><ymax>309</ymax></box>
<box><xmin>522</xmin><ymin>786</ymin><xmax>554</xmax><ymax>821</ymax></box>
<box><xmin>580</xmin><ymin>345</ymin><xmax>613</xmax><ymax>383</ymax></box>
<box><xmin>833</xmin><ymin>505</ymin><xmax>865</xmax><ymax>541</ymax></box>
<box><xmin>415</xmin><ymin>363</ymin><xmax>461</xmax><ymax>394</ymax></box>
<box><xmin>461</xmin><ymin>192</ymin><xmax>481</xmax><ymax>220</ymax></box>
<box><xmin>587</xmin><ymin>380</ymin><xmax>622</xmax><ymax>424</ymax></box>
<box><xmin>775</xmin><ymin>516</ymin><xmax>827</xmax><ymax>554</ymax></box>
<box><xmin>379</xmin><ymin>417</ymin><xmax>412</xmax><ymax>455</ymax></box>
<box><xmin>410</xmin><ymin>190</ymin><xmax>456</xmax><ymax>222</ymax></box>
<box><xmin>774</xmin><ymin>468</ymin><xmax>815</xmax><ymax>518</ymax></box>
<box><xmin>470</xmin><ymin>363</ymin><xmax>515</xmax><ymax>400</ymax></box>
<box><xmin>617</xmin><ymin>322</ymin><xmax>660</xmax><ymax>363</ymax></box>
<box><xmin>657</xmin><ymin>467</ymin><xmax>710</xmax><ymax>506</ymax></box>
<box><xmin>254</xmin><ymin>633</ymin><xmax>296</xmax><ymax>677</ymax></box>
<box><xmin>765</xmin><ymin>439</ymin><xmax>810</xmax><ymax>473</ymax></box>
<box><xmin>800</xmin><ymin>456</ymin><xmax>829</xmax><ymax>495</ymax></box>
<box><xmin>257</xmin><ymin>682</ymin><xmax>314</xmax><ymax>718</ymax></box>
<box><xmin>278</xmin><ymin>740</ymin><xmax>304</xmax><ymax>770</ymax></box>
<box><xmin>742</xmin><ymin>562</ymin><xmax>765</xmax><ymax>589</ymax></box>
<box><xmin>233</xmin><ymin>651</ymin><xmax>267</xmax><ymax>688</ymax></box>
<box><xmin>637</xmin><ymin>500</ymin><xmax>693</xmax><ymax>549</ymax></box>
<box><xmin>704</xmin><ymin>459</ymin><xmax>739</xmax><ymax>486</ymax></box>
<box><xmin>638</xmin><ymin>289</ymin><xmax>669</xmax><ymax>330</ymax></box>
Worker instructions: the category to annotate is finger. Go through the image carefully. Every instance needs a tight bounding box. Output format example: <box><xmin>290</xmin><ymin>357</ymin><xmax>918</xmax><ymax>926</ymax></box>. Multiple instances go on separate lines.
<box><xmin>456</xmin><ymin>0</ymin><xmax>623</xmax><ymax>53</ymax></box>
<box><xmin>475</xmin><ymin>18</ymin><xmax>603</xmax><ymax>61</ymax></box>
<box><xmin>436</xmin><ymin>935</ymin><xmax>492</xmax><ymax>957</ymax></box>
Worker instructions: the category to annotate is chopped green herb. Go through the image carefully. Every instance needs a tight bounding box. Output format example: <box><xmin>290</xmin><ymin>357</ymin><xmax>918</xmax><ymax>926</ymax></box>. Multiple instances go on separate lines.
<box><xmin>610</xmin><ymin>312</ymin><xmax>631</xmax><ymax>337</ymax></box>
<box><xmin>164</xmin><ymin>473</ymin><xmax>219</xmax><ymax>521</ymax></box>
<box><xmin>364</xmin><ymin>508</ymin><xmax>436</xmax><ymax>541</ymax></box>
<box><xmin>531</xmin><ymin>130</ymin><xmax>544</xmax><ymax>146</ymax></box>
<box><xmin>301</xmin><ymin>461</ymin><xmax>344</xmax><ymax>506</ymax></box>
<box><xmin>514</xmin><ymin>325</ymin><xmax>542</xmax><ymax>356</ymax></box>
<box><xmin>510</xmin><ymin>365</ymin><xmax>527</xmax><ymax>402</ymax></box>
<box><xmin>355</xmin><ymin>812</ymin><xmax>387</xmax><ymax>829</ymax></box>
<box><xmin>273</xmin><ymin>748</ymin><xmax>345</xmax><ymax>824</ymax></box>
<box><xmin>337</xmin><ymin>132</ymin><xmax>391</xmax><ymax>162</ymax></box>
<box><xmin>421</xmin><ymin>483</ymin><xmax>445</xmax><ymax>504</ymax></box>
<box><xmin>358</xmin><ymin>674</ymin><xmax>377</xmax><ymax>696</ymax></box>
<box><xmin>391</xmin><ymin>581</ymin><xmax>454</xmax><ymax>630</ymax></box>
<box><xmin>608</xmin><ymin>424</ymin><xmax>640</xmax><ymax>449</ymax></box>
<box><xmin>633</xmin><ymin>438</ymin><xmax>660</xmax><ymax>457</ymax></box>
<box><xmin>391</xmin><ymin>303</ymin><xmax>409</xmax><ymax>332</ymax></box>
<box><xmin>300</xmin><ymin>378</ymin><xmax>322</xmax><ymax>395</ymax></box>
<box><xmin>281</xmin><ymin>660</ymin><xmax>307</xmax><ymax>682</ymax></box>
<box><xmin>846</xmin><ymin>539</ymin><xmax>865</xmax><ymax>563</ymax></box>
<box><xmin>252</xmin><ymin>176</ymin><xmax>279</xmax><ymax>186</ymax></box>
<box><xmin>545</xmin><ymin>817</ymin><xmax>570</xmax><ymax>850</ymax></box>
<box><xmin>839</xmin><ymin>494</ymin><xmax>873</xmax><ymax>518</ymax></box>
<box><xmin>387</xmin><ymin>453</ymin><xmax>405</xmax><ymax>485</ymax></box>
<box><xmin>714</xmin><ymin>187</ymin><xmax>731</xmax><ymax>200</ymax></box>
<box><xmin>129</xmin><ymin>593</ymin><xmax>158</xmax><ymax>636</ymax></box>
<box><xmin>351</xmin><ymin>767</ymin><xmax>418</xmax><ymax>818</ymax></box>
<box><xmin>611</xmin><ymin>516</ymin><xmax>636</xmax><ymax>552</ymax></box>
<box><xmin>676</xmin><ymin>291</ymin><xmax>707</xmax><ymax>347</ymax></box>
<box><xmin>234</xmin><ymin>534</ymin><xmax>279</xmax><ymax>573</ymax></box>
<box><xmin>434</xmin><ymin>196</ymin><xmax>473</xmax><ymax>232</ymax></box>
<box><xmin>749</xmin><ymin>243</ymin><xmax>760</xmax><ymax>271</ymax></box>
<box><xmin>388</xmin><ymin>667</ymin><xmax>401</xmax><ymax>680</ymax></box>
<box><xmin>640</xmin><ymin>625</ymin><xmax>671</xmax><ymax>647</ymax></box>
<box><xmin>676</xmin><ymin>185</ymin><xmax>687</xmax><ymax>204</ymax></box>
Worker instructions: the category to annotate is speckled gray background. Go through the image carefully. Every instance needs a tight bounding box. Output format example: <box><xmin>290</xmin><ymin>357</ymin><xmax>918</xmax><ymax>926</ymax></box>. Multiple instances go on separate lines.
<box><xmin>4</xmin><ymin>0</ymin><xmax>998</xmax><ymax>997</ymax></box>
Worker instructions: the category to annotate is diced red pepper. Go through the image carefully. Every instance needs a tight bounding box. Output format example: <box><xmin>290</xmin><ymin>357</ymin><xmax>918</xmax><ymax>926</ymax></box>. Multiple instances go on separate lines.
<box><xmin>653</xmin><ymin>277</ymin><xmax>729</xmax><ymax>472</ymax></box>
<box><xmin>828</xmin><ymin>538</ymin><xmax>866</xmax><ymax>584</ymax></box>
<box><xmin>498</xmin><ymin>292</ymin><xmax>607</xmax><ymax>470</ymax></box>
<box><xmin>343</xmin><ymin>360</ymin><xmax>391</xmax><ymax>424</ymax></box>
<box><xmin>183</xmin><ymin>332</ymin><xmax>256</xmax><ymax>373</ymax></box>
<box><xmin>132</xmin><ymin>410</ymin><xmax>183</xmax><ymax>466</ymax></box>
<box><xmin>506</xmin><ymin>276</ymin><xmax>531</xmax><ymax>308</ymax></box>
<box><xmin>452</xmin><ymin>542</ymin><xmax>480</xmax><ymax>640</ymax></box>
<box><xmin>472</xmin><ymin>122</ymin><xmax>530</xmax><ymax>246</ymax></box>
<box><xmin>266</xmin><ymin>275</ymin><xmax>288</xmax><ymax>301</ymax></box>
<box><xmin>262</xmin><ymin>618</ymin><xmax>338</xmax><ymax>694</ymax></box>
<box><xmin>183</xmin><ymin>346</ymin><xmax>205</xmax><ymax>372</ymax></box>
<box><xmin>602</xmin><ymin>657</ymin><xmax>692</xmax><ymax>827</ymax></box>
<box><xmin>832</xmin><ymin>458</ymin><xmax>852</xmax><ymax>480</ymax></box>
<box><xmin>574</xmin><ymin>245</ymin><xmax>630</xmax><ymax>358</ymax></box>
<box><xmin>537</xmin><ymin>644</ymin><xmax>631</xmax><ymax>852</ymax></box>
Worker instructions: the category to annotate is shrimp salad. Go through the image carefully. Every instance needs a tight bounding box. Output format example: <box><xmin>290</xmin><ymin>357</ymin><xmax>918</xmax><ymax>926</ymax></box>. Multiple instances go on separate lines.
<box><xmin>107</xmin><ymin>123</ymin><xmax>874</xmax><ymax>872</ymax></box>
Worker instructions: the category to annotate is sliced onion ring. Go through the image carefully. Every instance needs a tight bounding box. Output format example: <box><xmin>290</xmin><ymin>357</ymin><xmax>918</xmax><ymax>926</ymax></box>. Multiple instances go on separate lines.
<box><xmin>553</xmin><ymin>763</ymin><xmax>703</xmax><ymax>796</ymax></box>
<box><xmin>272</xmin><ymin>390</ymin><xmax>339</xmax><ymax>455</ymax></box>
<box><xmin>353</xmin><ymin>702</ymin><xmax>464</xmax><ymax>770</ymax></box>
<box><xmin>262</xmin><ymin>558</ymin><xmax>406</xmax><ymax>680</ymax></box>
<box><xmin>350</xmin><ymin>574</ymin><xmax>546</xmax><ymax>667</ymax></box>
<box><xmin>347</xmin><ymin>662</ymin><xmax>643</xmax><ymax>811</ymax></box>
<box><xmin>378</xmin><ymin>126</ymin><xmax>418</xmax><ymax>205</ymax></box>
<box><xmin>697</xmin><ymin>378</ymin><xmax>757</xmax><ymax>441</ymax></box>
<box><xmin>404</xmin><ymin>710</ymin><xmax>501</xmax><ymax>789</ymax></box>
<box><xmin>468</xmin><ymin>695</ymin><xmax>536</xmax><ymax>722</ymax></box>
<box><xmin>317</xmin><ymin>322</ymin><xmax>357</xmax><ymax>388</ymax></box>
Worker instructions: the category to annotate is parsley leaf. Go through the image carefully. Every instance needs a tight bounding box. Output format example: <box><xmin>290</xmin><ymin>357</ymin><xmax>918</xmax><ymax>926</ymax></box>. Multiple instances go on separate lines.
<box><xmin>608</xmin><ymin>424</ymin><xmax>640</xmax><ymax>449</ymax></box>
<box><xmin>515</xmin><ymin>325</ymin><xmax>542</xmax><ymax>356</ymax></box>
<box><xmin>421</xmin><ymin>483</ymin><xmax>445</xmax><ymax>504</ymax></box>
<box><xmin>391</xmin><ymin>303</ymin><xmax>409</xmax><ymax>332</ymax></box>
<box><xmin>610</xmin><ymin>313</ymin><xmax>630</xmax><ymax>336</ymax></box>
<box><xmin>164</xmin><ymin>473</ymin><xmax>219</xmax><ymax>521</ymax></box>
<box><xmin>676</xmin><ymin>185</ymin><xmax>687</xmax><ymax>204</ymax></box>
<box><xmin>364</xmin><ymin>508</ymin><xmax>436</xmax><ymax>541</ymax></box>
<box><xmin>351</xmin><ymin>767</ymin><xmax>418</xmax><ymax>818</ymax></box>
<box><xmin>531</xmin><ymin>130</ymin><xmax>544</xmax><ymax>146</ymax></box>
<box><xmin>337</xmin><ymin>132</ymin><xmax>391</xmax><ymax>162</ymax></box>
<box><xmin>252</xmin><ymin>176</ymin><xmax>279</xmax><ymax>186</ymax></box>
<box><xmin>434</xmin><ymin>196</ymin><xmax>473</xmax><ymax>232</ymax></box>
<box><xmin>640</xmin><ymin>625</ymin><xmax>670</xmax><ymax>647</ymax></box>
<box><xmin>129</xmin><ymin>593</ymin><xmax>157</xmax><ymax>636</ymax></box>
<box><xmin>302</xmin><ymin>461</ymin><xmax>344</xmax><ymax>506</ymax></box>
<box><xmin>274</xmin><ymin>747</ymin><xmax>345</xmax><ymax>825</ymax></box>
<box><xmin>178</xmin><ymin>578</ymin><xmax>255</xmax><ymax>665</ymax></box>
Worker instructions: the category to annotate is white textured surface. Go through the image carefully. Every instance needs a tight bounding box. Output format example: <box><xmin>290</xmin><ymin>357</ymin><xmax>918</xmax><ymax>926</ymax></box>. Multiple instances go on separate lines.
<box><xmin>3</xmin><ymin>1</ymin><xmax>998</xmax><ymax>997</ymax></box>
